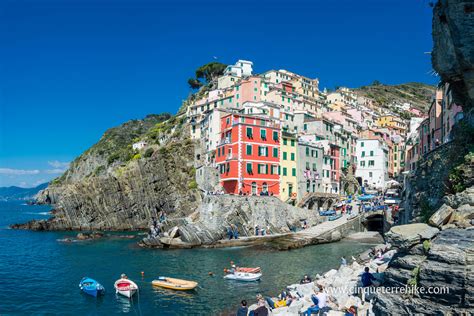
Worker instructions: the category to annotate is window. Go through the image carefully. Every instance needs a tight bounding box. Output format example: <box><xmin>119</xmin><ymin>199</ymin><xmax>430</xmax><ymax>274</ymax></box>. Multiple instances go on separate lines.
<box><xmin>304</xmin><ymin>124</ymin><xmax>307</xmax><ymax>131</ymax></box>
<box><xmin>283</xmin><ymin>167</ymin><xmax>287</xmax><ymax>176</ymax></box>
<box><xmin>290</xmin><ymin>153</ymin><xmax>295</xmax><ymax>161</ymax></box>
<box><xmin>369</xmin><ymin>160</ymin><xmax>375</xmax><ymax>166</ymax></box>
<box><xmin>226</xmin><ymin>118</ymin><xmax>230</xmax><ymax>125</ymax></box>
<box><xmin>246</xmin><ymin>145</ymin><xmax>252</xmax><ymax>155</ymax></box>
<box><xmin>361</xmin><ymin>151</ymin><xmax>365</xmax><ymax>157</ymax></box>
<box><xmin>262</xmin><ymin>182</ymin><xmax>268</xmax><ymax>193</ymax></box>
<box><xmin>290</xmin><ymin>139</ymin><xmax>295</xmax><ymax>147</ymax></box>
<box><xmin>306</xmin><ymin>162</ymin><xmax>310</xmax><ymax>169</ymax></box>
<box><xmin>273</xmin><ymin>131</ymin><xmax>278</xmax><ymax>141</ymax></box>
<box><xmin>369</xmin><ymin>172</ymin><xmax>373</xmax><ymax>177</ymax></box>
<box><xmin>246</xmin><ymin>127</ymin><xmax>253</xmax><ymax>138</ymax></box>
<box><xmin>283</xmin><ymin>138</ymin><xmax>287</xmax><ymax>145</ymax></box>
<box><xmin>273</xmin><ymin>148</ymin><xmax>278</xmax><ymax>158</ymax></box>
<box><xmin>312</xmin><ymin>163</ymin><xmax>317</xmax><ymax>171</ymax></box>
<box><xmin>246</xmin><ymin>163</ymin><xmax>253</xmax><ymax>174</ymax></box>
<box><xmin>370</xmin><ymin>151</ymin><xmax>374</xmax><ymax>156</ymax></box>
<box><xmin>360</xmin><ymin>161</ymin><xmax>365</xmax><ymax>167</ymax></box>
<box><xmin>306</xmin><ymin>147</ymin><xmax>310</xmax><ymax>157</ymax></box>
<box><xmin>260</xmin><ymin>129</ymin><xmax>266</xmax><ymax>139</ymax></box>
<box><xmin>306</xmin><ymin>180</ymin><xmax>310</xmax><ymax>192</ymax></box>
<box><xmin>361</xmin><ymin>142</ymin><xmax>364</xmax><ymax>147</ymax></box>
<box><xmin>292</xmin><ymin>168</ymin><xmax>296</xmax><ymax>176</ymax></box>
<box><xmin>283</xmin><ymin>151</ymin><xmax>288</xmax><ymax>160</ymax></box>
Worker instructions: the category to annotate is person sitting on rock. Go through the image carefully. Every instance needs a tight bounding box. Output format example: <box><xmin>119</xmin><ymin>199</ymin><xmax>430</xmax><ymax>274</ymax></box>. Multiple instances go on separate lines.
<box><xmin>227</xmin><ymin>226</ymin><xmax>234</xmax><ymax>240</ymax></box>
<box><xmin>236</xmin><ymin>299</ymin><xmax>248</xmax><ymax>316</ymax></box>
<box><xmin>361</xmin><ymin>267</ymin><xmax>376</xmax><ymax>287</ymax></box>
<box><xmin>315</xmin><ymin>285</ymin><xmax>329</xmax><ymax>314</ymax></box>
<box><xmin>249</xmin><ymin>295</ymin><xmax>269</xmax><ymax>316</ymax></box>
<box><xmin>300</xmin><ymin>275</ymin><xmax>312</xmax><ymax>284</ymax></box>
<box><xmin>303</xmin><ymin>294</ymin><xmax>319</xmax><ymax>315</ymax></box>
<box><xmin>233</xmin><ymin>226</ymin><xmax>239</xmax><ymax>239</ymax></box>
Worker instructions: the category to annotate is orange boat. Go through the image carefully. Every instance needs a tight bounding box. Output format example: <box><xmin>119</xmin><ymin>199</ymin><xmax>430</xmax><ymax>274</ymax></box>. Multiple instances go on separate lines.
<box><xmin>224</xmin><ymin>267</ymin><xmax>261</xmax><ymax>274</ymax></box>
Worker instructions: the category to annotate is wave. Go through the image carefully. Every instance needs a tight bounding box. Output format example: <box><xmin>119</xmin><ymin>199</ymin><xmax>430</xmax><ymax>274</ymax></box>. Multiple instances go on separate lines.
<box><xmin>24</xmin><ymin>212</ymin><xmax>50</xmax><ymax>216</ymax></box>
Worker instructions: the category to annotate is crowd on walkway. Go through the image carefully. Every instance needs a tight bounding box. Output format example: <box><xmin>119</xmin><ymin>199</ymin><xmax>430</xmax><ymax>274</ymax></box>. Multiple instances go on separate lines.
<box><xmin>148</xmin><ymin>211</ymin><xmax>167</xmax><ymax>238</ymax></box>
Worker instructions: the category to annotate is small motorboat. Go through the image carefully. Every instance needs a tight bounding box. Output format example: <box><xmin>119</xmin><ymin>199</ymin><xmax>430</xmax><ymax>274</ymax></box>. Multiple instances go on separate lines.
<box><xmin>328</xmin><ymin>214</ymin><xmax>342</xmax><ymax>221</ymax></box>
<box><xmin>224</xmin><ymin>272</ymin><xmax>262</xmax><ymax>282</ymax></box>
<box><xmin>152</xmin><ymin>277</ymin><xmax>198</xmax><ymax>291</ymax></box>
<box><xmin>319</xmin><ymin>210</ymin><xmax>336</xmax><ymax>216</ymax></box>
<box><xmin>224</xmin><ymin>267</ymin><xmax>261</xmax><ymax>274</ymax></box>
<box><xmin>79</xmin><ymin>277</ymin><xmax>105</xmax><ymax>297</ymax></box>
<box><xmin>114</xmin><ymin>278</ymin><xmax>138</xmax><ymax>298</ymax></box>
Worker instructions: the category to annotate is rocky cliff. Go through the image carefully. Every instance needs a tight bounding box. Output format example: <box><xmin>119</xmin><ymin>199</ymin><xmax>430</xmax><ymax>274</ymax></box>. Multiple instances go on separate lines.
<box><xmin>14</xmin><ymin>114</ymin><xmax>202</xmax><ymax>230</ymax></box>
<box><xmin>140</xmin><ymin>195</ymin><xmax>321</xmax><ymax>248</ymax></box>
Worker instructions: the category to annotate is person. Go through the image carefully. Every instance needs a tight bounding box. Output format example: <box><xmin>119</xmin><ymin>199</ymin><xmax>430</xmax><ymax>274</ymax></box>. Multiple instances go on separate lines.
<box><xmin>344</xmin><ymin>306</ymin><xmax>357</xmax><ymax>316</ymax></box>
<box><xmin>249</xmin><ymin>295</ymin><xmax>269</xmax><ymax>316</ymax></box>
<box><xmin>265</xmin><ymin>296</ymin><xmax>288</xmax><ymax>309</ymax></box>
<box><xmin>229</xmin><ymin>264</ymin><xmax>237</xmax><ymax>274</ymax></box>
<box><xmin>255</xmin><ymin>225</ymin><xmax>260</xmax><ymax>236</ymax></box>
<box><xmin>120</xmin><ymin>273</ymin><xmax>128</xmax><ymax>279</ymax></box>
<box><xmin>233</xmin><ymin>225</ymin><xmax>239</xmax><ymax>239</ymax></box>
<box><xmin>236</xmin><ymin>300</ymin><xmax>248</xmax><ymax>316</ymax></box>
<box><xmin>300</xmin><ymin>275</ymin><xmax>312</xmax><ymax>284</ymax></box>
<box><xmin>361</xmin><ymin>267</ymin><xmax>376</xmax><ymax>287</ymax></box>
<box><xmin>315</xmin><ymin>285</ymin><xmax>329</xmax><ymax>314</ymax></box>
<box><xmin>304</xmin><ymin>294</ymin><xmax>319</xmax><ymax>315</ymax></box>
<box><xmin>152</xmin><ymin>217</ymin><xmax>158</xmax><ymax>229</ymax></box>
<box><xmin>227</xmin><ymin>225</ymin><xmax>234</xmax><ymax>240</ymax></box>
<box><xmin>341</xmin><ymin>256</ymin><xmax>347</xmax><ymax>266</ymax></box>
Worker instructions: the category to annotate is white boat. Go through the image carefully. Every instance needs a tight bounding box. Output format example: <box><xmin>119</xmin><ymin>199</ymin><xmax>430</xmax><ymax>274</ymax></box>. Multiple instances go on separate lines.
<box><xmin>224</xmin><ymin>272</ymin><xmax>262</xmax><ymax>282</ymax></box>
<box><xmin>114</xmin><ymin>278</ymin><xmax>138</xmax><ymax>298</ymax></box>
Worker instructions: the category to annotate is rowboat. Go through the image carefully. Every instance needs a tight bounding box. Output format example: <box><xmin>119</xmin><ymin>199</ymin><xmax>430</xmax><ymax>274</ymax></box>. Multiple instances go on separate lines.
<box><xmin>114</xmin><ymin>278</ymin><xmax>138</xmax><ymax>298</ymax></box>
<box><xmin>224</xmin><ymin>267</ymin><xmax>261</xmax><ymax>274</ymax></box>
<box><xmin>79</xmin><ymin>277</ymin><xmax>105</xmax><ymax>297</ymax></box>
<box><xmin>224</xmin><ymin>272</ymin><xmax>262</xmax><ymax>282</ymax></box>
<box><xmin>152</xmin><ymin>277</ymin><xmax>198</xmax><ymax>291</ymax></box>
<box><xmin>328</xmin><ymin>214</ymin><xmax>342</xmax><ymax>221</ymax></box>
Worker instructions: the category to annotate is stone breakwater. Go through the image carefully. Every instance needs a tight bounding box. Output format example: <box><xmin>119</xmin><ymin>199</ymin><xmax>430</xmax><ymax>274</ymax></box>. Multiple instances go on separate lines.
<box><xmin>246</xmin><ymin>245</ymin><xmax>388</xmax><ymax>315</ymax></box>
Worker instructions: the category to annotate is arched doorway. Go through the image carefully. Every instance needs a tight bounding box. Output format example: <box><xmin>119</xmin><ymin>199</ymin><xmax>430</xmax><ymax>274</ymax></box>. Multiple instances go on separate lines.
<box><xmin>262</xmin><ymin>182</ymin><xmax>268</xmax><ymax>194</ymax></box>
<box><xmin>251</xmin><ymin>182</ymin><xmax>257</xmax><ymax>195</ymax></box>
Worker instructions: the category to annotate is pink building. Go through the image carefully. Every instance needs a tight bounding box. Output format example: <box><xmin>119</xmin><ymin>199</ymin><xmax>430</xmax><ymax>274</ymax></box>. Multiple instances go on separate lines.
<box><xmin>442</xmin><ymin>83</ymin><xmax>463</xmax><ymax>143</ymax></box>
<box><xmin>428</xmin><ymin>89</ymin><xmax>443</xmax><ymax>150</ymax></box>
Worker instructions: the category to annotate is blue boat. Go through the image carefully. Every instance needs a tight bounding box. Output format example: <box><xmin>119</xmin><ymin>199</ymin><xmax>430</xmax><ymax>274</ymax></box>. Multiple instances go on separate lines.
<box><xmin>79</xmin><ymin>277</ymin><xmax>105</xmax><ymax>297</ymax></box>
<box><xmin>319</xmin><ymin>210</ymin><xmax>336</xmax><ymax>216</ymax></box>
<box><xmin>328</xmin><ymin>214</ymin><xmax>342</xmax><ymax>221</ymax></box>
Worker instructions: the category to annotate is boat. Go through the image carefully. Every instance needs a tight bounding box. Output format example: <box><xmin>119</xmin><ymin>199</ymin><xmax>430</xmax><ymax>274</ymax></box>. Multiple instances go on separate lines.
<box><xmin>319</xmin><ymin>210</ymin><xmax>336</xmax><ymax>216</ymax></box>
<box><xmin>224</xmin><ymin>267</ymin><xmax>261</xmax><ymax>274</ymax></box>
<box><xmin>151</xmin><ymin>277</ymin><xmax>198</xmax><ymax>291</ymax></box>
<box><xmin>79</xmin><ymin>277</ymin><xmax>105</xmax><ymax>297</ymax></box>
<box><xmin>328</xmin><ymin>214</ymin><xmax>342</xmax><ymax>221</ymax></box>
<box><xmin>114</xmin><ymin>278</ymin><xmax>138</xmax><ymax>298</ymax></box>
<box><xmin>224</xmin><ymin>272</ymin><xmax>262</xmax><ymax>282</ymax></box>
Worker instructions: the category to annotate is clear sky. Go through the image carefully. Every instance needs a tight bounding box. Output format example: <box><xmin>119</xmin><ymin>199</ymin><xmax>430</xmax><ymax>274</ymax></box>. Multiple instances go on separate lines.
<box><xmin>0</xmin><ymin>0</ymin><xmax>436</xmax><ymax>187</ymax></box>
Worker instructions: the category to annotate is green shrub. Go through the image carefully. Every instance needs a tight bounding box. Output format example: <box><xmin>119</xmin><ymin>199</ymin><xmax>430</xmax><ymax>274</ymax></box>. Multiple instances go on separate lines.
<box><xmin>107</xmin><ymin>152</ymin><xmax>120</xmax><ymax>165</ymax></box>
<box><xmin>188</xmin><ymin>180</ymin><xmax>198</xmax><ymax>189</ymax></box>
<box><xmin>144</xmin><ymin>148</ymin><xmax>154</xmax><ymax>158</ymax></box>
<box><xmin>423</xmin><ymin>240</ymin><xmax>431</xmax><ymax>253</ymax></box>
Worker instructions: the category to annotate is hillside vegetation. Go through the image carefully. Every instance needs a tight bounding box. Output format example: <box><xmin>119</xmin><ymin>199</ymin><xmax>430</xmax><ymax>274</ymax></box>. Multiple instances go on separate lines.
<box><xmin>356</xmin><ymin>82</ymin><xmax>436</xmax><ymax>111</ymax></box>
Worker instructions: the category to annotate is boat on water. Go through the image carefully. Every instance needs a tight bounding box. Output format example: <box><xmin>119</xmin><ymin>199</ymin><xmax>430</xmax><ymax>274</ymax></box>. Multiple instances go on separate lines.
<box><xmin>328</xmin><ymin>214</ymin><xmax>342</xmax><ymax>221</ymax></box>
<box><xmin>224</xmin><ymin>267</ymin><xmax>261</xmax><ymax>274</ymax></box>
<box><xmin>319</xmin><ymin>210</ymin><xmax>336</xmax><ymax>216</ymax></box>
<box><xmin>152</xmin><ymin>277</ymin><xmax>198</xmax><ymax>291</ymax></box>
<box><xmin>224</xmin><ymin>272</ymin><xmax>262</xmax><ymax>282</ymax></box>
<box><xmin>114</xmin><ymin>278</ymin><xmax>138</xmax><ymax>298</ymax></box>
<box><xmin>79</xmin><ymin>277</ymin><xmax>105</xmax><ymax>297</ymax></box>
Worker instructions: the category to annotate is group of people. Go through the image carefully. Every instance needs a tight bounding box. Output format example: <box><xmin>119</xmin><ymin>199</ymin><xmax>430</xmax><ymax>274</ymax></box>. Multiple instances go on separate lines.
<box><xmin>207</xmin><ymin>190</ymin><xmax>225</xmax><ymax>195</ymax></box>
<box><xmin>238</xmin><ymin>190</ymin><xmax>274</xmax><ymax>197</ymax></box>
<box><xmin>227</xmin><ymin>224</ymin><xmax>239</xmax><ymax>240</ymax></box>
<box><xmin>237</xmin><ymin>283</ymin><xmax>329</xmax><ymax>316</ymax></box>
<box><xmin>148</xmin><ymin>212</ymin><xmax>167</xmax><ymax>238</ymax></box>
<box><xmin>254</xmin><ymin>225</ymin><xmax>270</xmax><ymax>236</ymax></box>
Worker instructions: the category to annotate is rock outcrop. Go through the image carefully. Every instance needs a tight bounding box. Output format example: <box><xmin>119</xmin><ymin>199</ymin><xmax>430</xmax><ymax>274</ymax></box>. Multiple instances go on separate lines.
<box><xmin>13</xmin><ymin>115</ymin><xmax>201</xmax><ymax>231</ymax></box>
<box><xmin>140</xmin><ymin>195</ymin><xmax>320</xmax><ymax>248</ymax></box>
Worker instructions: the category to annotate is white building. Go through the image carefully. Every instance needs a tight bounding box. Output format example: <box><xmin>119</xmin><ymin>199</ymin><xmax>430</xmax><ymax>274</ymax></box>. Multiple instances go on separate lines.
<box><xmin>223</xmin><ymin>60</ymin><xmax>253</xmax><ymax>78</ymax></box>
<box><xmin>132</xmin><ymin>141</ymin><xmax>147</xmax><ymax>150</ymax></box>
<box><xmin>355</xmin><ymin>139</ymin><xmax>388</xmax><ymax>190</ymax></box>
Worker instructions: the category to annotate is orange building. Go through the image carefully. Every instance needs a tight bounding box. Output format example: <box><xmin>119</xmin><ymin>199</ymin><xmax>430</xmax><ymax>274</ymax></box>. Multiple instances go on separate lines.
<box><xmin>215</xmin><ymin>113</ymin><xmax>280</xmax><ymax>196</ymax></box>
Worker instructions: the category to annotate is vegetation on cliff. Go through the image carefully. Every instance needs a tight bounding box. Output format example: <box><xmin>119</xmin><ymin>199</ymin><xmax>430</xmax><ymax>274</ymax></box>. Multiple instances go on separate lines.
<box><xmin>355</xmin><ymin>82</ymin><xmax>435</xmax><ymax>111</ymax></box>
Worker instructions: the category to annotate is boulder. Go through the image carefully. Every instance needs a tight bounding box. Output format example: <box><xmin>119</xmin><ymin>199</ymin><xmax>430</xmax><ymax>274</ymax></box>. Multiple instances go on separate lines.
<box><xmin>428</xmin><ymin>204</ymin><xmax>453</xmax><ymax>227</ymax></box>
<box><xmin>385</xmin><ymin>223</ymin><xmax>439</xmax><ymax>250</ymax></box>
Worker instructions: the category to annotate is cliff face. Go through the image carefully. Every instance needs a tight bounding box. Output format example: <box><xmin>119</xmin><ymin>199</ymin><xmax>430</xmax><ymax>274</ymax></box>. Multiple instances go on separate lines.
<box><xmin>15</xmin><ymin>115</ymin><xmax>201</xmax><ymax>231</ymax></box>
<box><xmin>432</xmin><ymin>0</ymin><xmax>474</xmax><ymax>110</ymax></box>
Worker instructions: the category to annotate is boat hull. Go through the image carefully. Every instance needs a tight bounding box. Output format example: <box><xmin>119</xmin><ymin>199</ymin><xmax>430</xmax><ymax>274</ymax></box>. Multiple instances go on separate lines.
<box><xmin>114</xmin><ymin>279</ymin><xmax>138</xmax><ymax>298</ymax></box>
<box><xmin>224</xmin><ymin>272</ymin><xmax>262</xmax><ymax>282</ymax></box>
<box><xmin>79</xmin><ymin>277</ymin><xmax>105</xmax><ymax>297</ymax></box>
<box><xmin>152</xmin><ymin>277</ymin><xmax>198</xmax><ymax>291</ymax></box>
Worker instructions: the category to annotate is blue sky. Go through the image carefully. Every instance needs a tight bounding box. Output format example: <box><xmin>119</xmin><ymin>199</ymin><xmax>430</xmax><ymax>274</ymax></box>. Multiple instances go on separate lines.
<box><xmin>0</xmin><ymin>0</ymin><xmax>436</xmax><ymax>187</ymax></box>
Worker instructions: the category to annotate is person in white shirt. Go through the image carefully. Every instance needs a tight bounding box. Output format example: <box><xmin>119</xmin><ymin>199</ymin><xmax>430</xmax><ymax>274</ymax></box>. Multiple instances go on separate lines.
<box><xmin>315</xmin><ymin>285</ymin><xmax>329</xmax><ymax>314</ymax></box>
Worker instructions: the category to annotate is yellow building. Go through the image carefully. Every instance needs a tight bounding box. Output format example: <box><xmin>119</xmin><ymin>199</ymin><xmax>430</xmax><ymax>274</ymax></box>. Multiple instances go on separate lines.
<box><xmin>280</xmin><ymin>131</ymin><xmax>298</xmax><ymax>202</ymax></box>
<box><xmin>376</xmin><ymin>115</ymin><xmax>407</xmax><ymax>132</ymax></box>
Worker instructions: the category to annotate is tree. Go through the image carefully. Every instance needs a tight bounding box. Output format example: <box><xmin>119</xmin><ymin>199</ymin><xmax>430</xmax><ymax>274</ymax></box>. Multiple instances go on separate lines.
<box><xmin>372</xmin><ymin>80</ymin><xmax>382</xmax><ymax>86</ymax></box>
<box><xmin>188</xmin><ymin>61</ymin><xmax>227</xmax><ymax>89</ymax></box>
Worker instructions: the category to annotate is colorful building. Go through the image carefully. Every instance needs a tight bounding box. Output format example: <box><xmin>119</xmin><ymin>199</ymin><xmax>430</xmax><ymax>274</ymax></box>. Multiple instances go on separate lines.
<box><xmin>215</xmin><ymin>113</ymin><xmax>280</xmax><ymax>196</ymax></box>
<box><xmin>297</xmin><ymin>138</ymin><xmax>324</xmax><ymax>198</ymax></box>
<box><xmin>280</xmin><ymin>131</ymin><xmax>298</xmax><ymax>201</ymax></box>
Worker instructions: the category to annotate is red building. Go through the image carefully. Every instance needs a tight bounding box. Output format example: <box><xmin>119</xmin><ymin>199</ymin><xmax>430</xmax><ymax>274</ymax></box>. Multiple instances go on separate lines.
<box><xmin>215</xmin><ymin>112</ymin><xmax>280</xmax><ymax>196</ymax></box>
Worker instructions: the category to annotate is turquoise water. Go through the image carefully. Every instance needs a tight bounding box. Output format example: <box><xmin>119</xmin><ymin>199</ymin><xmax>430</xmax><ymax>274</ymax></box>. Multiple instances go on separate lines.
<box><xmin>0</xmin><ymin>201</ymin><xmax>372</xmax><ymax>315</ymax></box>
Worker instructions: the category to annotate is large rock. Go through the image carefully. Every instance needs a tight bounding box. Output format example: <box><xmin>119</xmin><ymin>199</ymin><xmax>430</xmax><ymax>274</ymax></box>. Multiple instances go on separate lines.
<box><xmin>428</xmin><ymin>203</ymin><xmax>453</xmax><ymax>227</ymax></box>
<box><xmin>385</xmin><ymin>223</ymin><xmax>439</xmax><ymax>250</ymax></box>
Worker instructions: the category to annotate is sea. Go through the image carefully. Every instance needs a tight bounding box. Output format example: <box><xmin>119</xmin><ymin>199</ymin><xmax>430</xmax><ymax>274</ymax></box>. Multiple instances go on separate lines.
<box><xmin>0</xmin><ymin>201</ymin><xmax>373</xmax><ymax>315</ymax></box>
